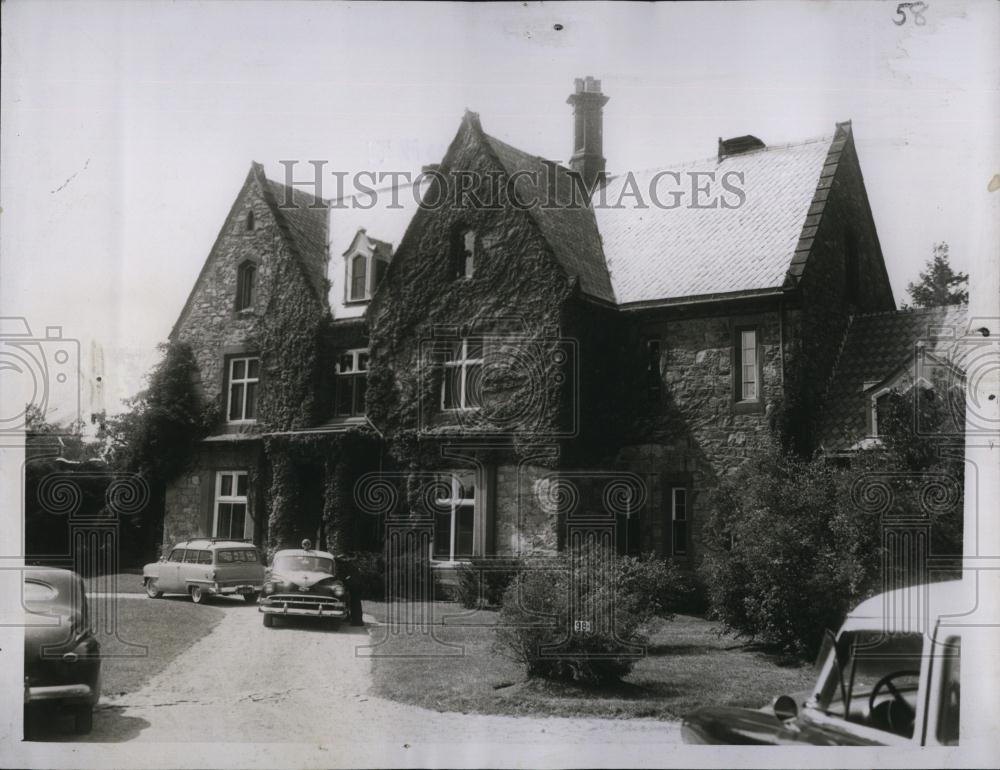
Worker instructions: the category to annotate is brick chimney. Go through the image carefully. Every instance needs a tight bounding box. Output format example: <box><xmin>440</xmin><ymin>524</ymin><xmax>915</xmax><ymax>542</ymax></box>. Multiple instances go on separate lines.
<box><xmin>566</xmin><ymin>76</ymin><xmax>609</xmax><ymax>190</ymax></box>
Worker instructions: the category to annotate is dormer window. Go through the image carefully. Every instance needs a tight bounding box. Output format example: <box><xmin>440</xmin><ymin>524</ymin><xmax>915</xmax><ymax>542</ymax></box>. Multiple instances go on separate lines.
<box><xmin>451</xmin><ymin>226</ymin><xmax>476</xmax><ymax>279</ymax></box>
<box><xmin>344</xmin><ymin>232</ymin><xmax>390</xmax><ymax>303</ymax></box>
<box><xmin>235</xmin><ymin>261</ymin><xmax>256</xmax><ymax>312</ymax></box>
<box><xmin>349</xmin><ymin>254</ymin><xmax>368</xmax><ymax>301</ymax></box>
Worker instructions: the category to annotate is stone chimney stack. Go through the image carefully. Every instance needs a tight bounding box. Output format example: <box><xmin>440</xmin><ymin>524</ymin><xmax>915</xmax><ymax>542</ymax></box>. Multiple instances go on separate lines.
<box><xmin>566</xmin><ymin>76</ymin><xmax>609</xmax><ymax>190</ymax></box>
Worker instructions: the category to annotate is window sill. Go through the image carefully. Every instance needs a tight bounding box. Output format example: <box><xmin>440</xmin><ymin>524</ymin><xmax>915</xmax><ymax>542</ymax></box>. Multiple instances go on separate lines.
<box><xmin>343</xmin><ymin>298</ymin><xmax>371</xmax><ymax>306</ymax></box>
<box><xmin>732</xmin><ymin>399</ymin><xmax>764</xmax><ymax>415</ymax></box>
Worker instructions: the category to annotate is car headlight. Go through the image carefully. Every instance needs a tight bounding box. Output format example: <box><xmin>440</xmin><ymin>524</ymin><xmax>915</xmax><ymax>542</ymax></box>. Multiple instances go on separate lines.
<box><xmin>332</xmin><ymin>583</ymin><xmax>345</xmax><ymax>598</ymax></box>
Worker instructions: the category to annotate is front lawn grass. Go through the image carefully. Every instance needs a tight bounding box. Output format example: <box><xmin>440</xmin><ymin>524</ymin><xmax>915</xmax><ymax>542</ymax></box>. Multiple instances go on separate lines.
<box><xmin>365</xmin><ymin>602</ymin><xmax>815</xmax><ymax>720</ymax></box>
<box><xmin>93</xmin><ymin>597</ymin><xmax>224</xmax><ymax>697</ymax></box>
<box><xmin>84</xmin><ymin>572</ymin><xmax>146</xmax><ymax>594</ymax></box>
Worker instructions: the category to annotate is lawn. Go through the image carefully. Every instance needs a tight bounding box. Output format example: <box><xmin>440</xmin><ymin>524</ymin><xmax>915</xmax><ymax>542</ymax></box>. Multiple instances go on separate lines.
<box><xmin>90</xmin><ymin>595</ymin><xmax>224</xmax><ymax>697</ymax></box>
<box><xmin>365</xmin><ymin>601</ymin><xmax>815</xmax><ymax>720</ymax></box>
<box><xmin>84</xmin><ymin>572</ymin><xmax>147</xmax><ymax>594</ymax></box>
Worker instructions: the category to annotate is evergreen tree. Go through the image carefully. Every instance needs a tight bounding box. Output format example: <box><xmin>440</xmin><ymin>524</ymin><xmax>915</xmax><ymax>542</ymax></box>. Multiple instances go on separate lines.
<box><xmin>905</xmin><ymin>242</ymin><xmax>968</xmax><ymax>307</ymax></box>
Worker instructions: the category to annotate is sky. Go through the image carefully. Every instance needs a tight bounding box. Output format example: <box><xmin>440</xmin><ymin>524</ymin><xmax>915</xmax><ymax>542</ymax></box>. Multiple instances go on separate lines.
<box><xmin>1</xmin><ymin>0</ymin><xmax>997</xmax><ymax>423</ymax></box>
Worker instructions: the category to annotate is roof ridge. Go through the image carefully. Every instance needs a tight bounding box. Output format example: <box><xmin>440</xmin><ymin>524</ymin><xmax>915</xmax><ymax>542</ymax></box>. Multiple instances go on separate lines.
<box><xmin>851</xmin><ymin>303</ymin><xmax>968</xmax><ymax>320</ymax></box>
<box><xmin>604</xmin><ymin>134</ymin><xmax>836</xmax><ymax>183</ymax></box>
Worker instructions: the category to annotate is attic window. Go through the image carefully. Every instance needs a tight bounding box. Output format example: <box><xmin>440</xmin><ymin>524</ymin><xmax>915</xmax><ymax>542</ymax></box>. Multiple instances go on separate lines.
<box><xmin>235</xmin><ymin>261</ymin><xmax>256</xmax><ymax>312</ymax></box>
<box><xmin>349</xmin><ymin>254</ymin><xmax>368</xmax><ymax>301</ymax></box>
<box><xmin>246</xmin><ymin>210</ymin><xmax>255</xmax><ymax>231</ymax></box>
<box><xmin>451</xmin><ymin>227</ymin><xmax>476</xmax><ymax>279</ymax></box>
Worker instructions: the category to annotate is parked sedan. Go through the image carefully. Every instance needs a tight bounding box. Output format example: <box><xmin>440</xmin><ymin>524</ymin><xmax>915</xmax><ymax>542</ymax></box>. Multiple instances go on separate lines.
<box><xmin>259</xmin><ymin>542</ymin><xmax>357</xmax><ymax>628</ymax></box>
<box><xmin>23</xmin><ymin>567</ymin><xmax>101</xmax><ymax>735</ymax></box>
<box><xmin>682</xmin><ymin>580</ymin><xmax>963</xmax><ymax>746</ymax></box>
<box><xmin>143</xmin><ymin>538</ymin><xmax>265</xmax><ymax>603</ymax></box>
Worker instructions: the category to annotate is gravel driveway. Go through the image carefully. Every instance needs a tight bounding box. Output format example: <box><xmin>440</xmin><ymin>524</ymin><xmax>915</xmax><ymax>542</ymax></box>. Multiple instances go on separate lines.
<box><xmin>77</xmin><ymin>599</ymin><xmax>680</xmax><ymax>757</ymax></box>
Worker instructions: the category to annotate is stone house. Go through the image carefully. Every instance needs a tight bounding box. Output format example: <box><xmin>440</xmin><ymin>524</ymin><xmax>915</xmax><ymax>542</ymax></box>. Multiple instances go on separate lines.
<box><xmin>161</xmin><ymin>76</ymin><xmax>943</xmax><ymax>573</ymax></box>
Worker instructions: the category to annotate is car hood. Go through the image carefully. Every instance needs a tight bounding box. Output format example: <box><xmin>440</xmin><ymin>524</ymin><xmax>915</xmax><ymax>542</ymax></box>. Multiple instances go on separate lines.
<box><xmin>270</xmin><ymin>571</ymin><xmax>337</xmax><ymax>589</ymax></box>
<box><xmin>682</xmin><ymin>706</ymin><xmax>886</xmax><ymax>746</ymax></box>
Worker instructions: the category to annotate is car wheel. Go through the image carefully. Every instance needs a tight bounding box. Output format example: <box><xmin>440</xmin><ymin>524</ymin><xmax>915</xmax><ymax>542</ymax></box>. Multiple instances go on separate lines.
<box><xmin>243</xmin><ymin>592</ymin><xmax>259</xmax><ymax>604</ymax></box>
<box><xmin>262</xmin><ymin>613</ymin><xmax>274</xmax><ymax>628</ymax></box>
<box><xmin>189</xmin><ymin>585</ymin><xmax>207</xmax><ymax>604</ymax></box>
<box><xmin>72</xmin><ymin>706</ymin><xmax>93</xmax><ymax>735</ymax></box>
<box><xmin>144</xmin><ymin>578</ymin><xmax>162</xmax><ymax>599</ymax></box>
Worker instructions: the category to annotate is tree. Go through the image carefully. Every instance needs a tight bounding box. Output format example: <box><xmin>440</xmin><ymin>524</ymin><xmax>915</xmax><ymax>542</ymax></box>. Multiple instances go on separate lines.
<box><xmin>905</xmin><ymin>242</ymin><xmax>968</xmax><ymax>307</ymax></box>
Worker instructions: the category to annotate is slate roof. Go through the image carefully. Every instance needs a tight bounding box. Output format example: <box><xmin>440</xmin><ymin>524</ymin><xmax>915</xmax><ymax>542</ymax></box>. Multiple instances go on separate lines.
<box><xmin>260</xmin><ymin>169</ymin><xmax>330</xmax><ymax>301</ymax></box>
<box><xmin>170</xmin><ymin>164</ymin><xmax>330</xmax><ymax>339</ymax></box>
<box><xmin>815</xmin><ymin>304</ymin><xmax>968</xmax><ymax>451</ymax></box>
<box><xmin>482</xmin><ymin>132</ymin><xmax>616</xmax><ymax>303</ymax></box>
<box><xmin>595</xmin><ymin>134</ymin><xmax>839</xmax><ymax>305</ymax></box>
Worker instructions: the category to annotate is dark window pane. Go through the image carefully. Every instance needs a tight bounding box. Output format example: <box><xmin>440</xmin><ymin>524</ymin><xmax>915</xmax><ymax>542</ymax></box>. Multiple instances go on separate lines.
<box><xmin>248</xmin><ymin>358</ymin><xmax>260</xmax><ymax>379</ymax></box>
<box><xmin>351</xmin><ymin>255</ymin><xmax>367</xmax><ymax>299</ymax></box>
<box><xmin>443</xmin><ymin>367</ymin><xmax>459</xmax><ymax>409</ymax></box>
<box><xmin>217</xmin><ymin>549</ymin><xmax>234</xmax><ymax>563</ymax></box>
<box><xmin>433</xmin><ymin>510</ymin><xmax>451</xmax><ymax>559</ymax></box>
<box><xmin>673</xmin><ymin>521</ymin><xmax>687</xmax><ymax>555</ymax></box>
<box><xmin>465</xmin><ymin>363</ymin><xmax>483</xmax><ymax>408</ymax></box>
<box><xmin>245</xmin><ymin>382</ymin><xmax>258</xmax><ymax>419</ymax></box>
<box><xmin>236</xmin><ymin>474</ymin><xmax>248</xmax><ymax>497</ymax></box>
<box><xmin>229</xmin><ymin>383</ymin><xmax>244</xmax><ymax>420</ymax></box>
<box><xmin>357</xmin><ymin>352</ymin><xmax>369</xmax><ymax>371</ymax></box>
<box><xmin>169</xmin><ymin>549</ymin><xmax>184</xmax><ymax>562</ymax></box>
<box><xmin>338</xmin><ymin>354</ymin><xmax>354</xmax><ymax>374</ymax></box>
<box><xmin>456</xmin><ymin>471</ymin><xmax>475</xmax><ymax>501</ymax></box>
<box><xmin>465</xmin><ymin>339</ymin><xmax>484</xmax><ymax>360</ymax></box>
<box><xmin>355</xmin><ymin>375</ymin><xmax>367</xmax><ymax>414</ymax></box>
<box><xmin>232</xmin><ymin>359</ymin><xmax>246</xmax><ymax>380</ymax></box>
<box><xmin>198</xmin><ymin>551</ymin><xmax>212</xmax><ymax>564</ymax></box>
<box><xmin>221</xmin><ymin>474</ymin><xmax>233</xmax><ymax>497</ymax></box>
<box><xmin>455</xmin><ymin>504</ymin><xmax>475</xmax><ymax>558</ymax></box>
<box><xmin>217</xmin><ymin>504</ymin><xmax>232</xmax><ymax>537</ymax></box>
<box><xmin>230</xmin><ymin>504</ymin><xmax>246</xmax><ymax>539</ymax></box>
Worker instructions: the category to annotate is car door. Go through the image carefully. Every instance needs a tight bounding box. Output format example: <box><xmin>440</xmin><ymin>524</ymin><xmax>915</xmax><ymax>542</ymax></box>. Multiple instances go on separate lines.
<box><xmin>179</xmin><ymin>548</ymin><xmax>205</xmax><ymax>589</ymax></box>
<box><xmin>159</xmin><ymin>548</ymin><xmax>186</xmax><ymax>592</ymax></box>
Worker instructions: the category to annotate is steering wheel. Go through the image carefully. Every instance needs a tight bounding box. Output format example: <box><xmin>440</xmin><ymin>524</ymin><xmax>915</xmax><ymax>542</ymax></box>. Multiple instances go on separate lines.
<box><xmin>869</xmin><ymin>670</ymin><xmax>919</xmax><ymax>735</ymax></box>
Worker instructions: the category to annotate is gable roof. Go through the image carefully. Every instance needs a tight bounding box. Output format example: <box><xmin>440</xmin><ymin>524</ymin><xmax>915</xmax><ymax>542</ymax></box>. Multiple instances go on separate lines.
<box><xmin>259</xmin><ymin>167</ymin><xmax>330</xmax><ymax>300</ymax></box>
<box><xmin>169</xmin><ymin>164</ymin><xmax>329</xmax><ymax>339</ymax></box>
<box><xmin>480</xmin><ymin>128</ymin><xmax>616</xmax><ymax>303</ymax></box>
<box><xmin>595</xmin><ymin>130</ymin><xmax>843</xmax><ymax>306</ymax></box>
<box><xmin>815</xmin><ymin>304</ymin><xmax>968</xmax><ymax>451</ymax></box>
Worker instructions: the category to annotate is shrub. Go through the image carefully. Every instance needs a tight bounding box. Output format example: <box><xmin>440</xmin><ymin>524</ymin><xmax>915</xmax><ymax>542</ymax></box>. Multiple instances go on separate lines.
<box><xmin>493</xmin><ymin>544</ymin><xmax>662</xmax><ymax>685</ymax></box>
<box><xmin>701</xmin><ymin>443</ymin><xmax>884</xmax><ymax>658</ymax></box>
<box><xmin>455</xmin><ymin>557</ymin><xmax>522</xmax><ymax>609</ymax></box>
<box><xmin>617</xmin><ymin>552</ymin><xmax>693</xmax><ymax>619</ymax></box>
<box><xmin>339</xmin><ymin>551</ymin><xmax>386</xmax><ymax>601</ymax></box>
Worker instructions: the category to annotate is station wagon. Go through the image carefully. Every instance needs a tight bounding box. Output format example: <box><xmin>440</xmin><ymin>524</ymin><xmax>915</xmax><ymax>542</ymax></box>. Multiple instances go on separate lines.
<box><xmin>142</xmin><ymin>538</ymin><xmax>265</xmax><ymax>603</ymax></box>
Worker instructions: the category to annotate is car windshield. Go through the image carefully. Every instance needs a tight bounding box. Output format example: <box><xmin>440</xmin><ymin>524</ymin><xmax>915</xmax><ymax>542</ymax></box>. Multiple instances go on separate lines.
<box><xmin>273</xmin><ymin>555</ymin><xmax>333</xmax><ymax>574</ymax></box>
<box><xmin>813</xmin><ymin>629</ymin><xmax>925</xmax><ymax>737</ymax></box>
<box><xmin>23</xmin><ymin>578</ymin><xmax>71</xmax><ymax>613</ymax></box>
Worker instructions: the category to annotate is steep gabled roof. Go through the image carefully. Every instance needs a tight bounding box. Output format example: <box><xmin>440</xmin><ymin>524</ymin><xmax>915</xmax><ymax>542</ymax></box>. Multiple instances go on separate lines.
<box><xmin>169</xmin><ymin>164</ymin><xmax>329</xmax><ymax>339</ymax></box>
<box><xmin>480</xmin><ymin>129</ymin><xmax>615</xmax><ymax>303</ymax></box>
<box><xmin>815</xmin><ymin>304</ymin><xmax>968</xmax><ymax>451</ymax></box>
<box><xmin>259</xmin><ymin>167</ymin><xmax>330</xmax><ymax>300</ymax></box>
<box><xmin>595</xmin><ymin>131</ymin><xmax>842</xmax><ymax>305</ymax></box>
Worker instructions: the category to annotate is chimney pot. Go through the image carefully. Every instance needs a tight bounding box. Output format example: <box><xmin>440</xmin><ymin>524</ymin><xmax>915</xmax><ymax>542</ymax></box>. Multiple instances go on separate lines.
<box><xmin>566</xmin><ymin>77</ymin><xmax>610</xmax><ymax>192</ymax></box>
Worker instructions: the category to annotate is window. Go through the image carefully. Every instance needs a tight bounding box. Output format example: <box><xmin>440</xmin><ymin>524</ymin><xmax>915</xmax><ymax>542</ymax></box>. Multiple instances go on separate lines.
<box><xmin>214</xmin><ymin>471</ymin><xmax>251</xmax><ymax>540</ymax></box>
<box><xmin>442</xmin><ymin>338</ymin><xmax>483</xmax><ymax>411</ymax></box>
<box><xmin>433</xmin><ymin>471</ymin><xmax>476</xmax><ymax>562</ymax></box>
<box><xmin>335</xmin><ymin>349</ymin><xmax>369</xmax><ymax>417</ymax></box>
<box><xmin>227</xmin><ymin>357</ymin><xmax>260</xmax><ymax>422</ymax></box>
<box><xmin>451</xmin><ymin>227</ymin><xmax>476</xmax><ymax>279</ymax></box>
<box><xmin>246</xmin><ymin>210</ymin><xmax>255</xmax><ymax>231</ymax></box>
<box><xmin>646</xmin><ymin>338</ymin><xmax>662</xmax><ymax>401</ymax></box>
<box><xmin>168</xmin><ymin>549</ymin><xmax>186</xmax><ymax>563</ymax></box>
<box><xmin>871</xmin><ymin>389</ymin><xmax>895</xmax><ymax>437</ymax></box>
<box><xmin>734</xmin><ymin>327</ymin><xmax>759</xmax><ymax>402</ymax></box>
<box><xmin>671</xmin><ymin>487</ymin><xmax>688</xmax><ymax>556</ymax></box>
<box><xmin>937</xmin><ymin>636</ymin><xmax>960</xmax><ymax>745</ymax></box>
<box><xmin>197</xmin><ymin>551</ymin><xmax>212</xmax><ymax>564</ymax></box>
<box><xmin>349</xmin><ymin>254</ymin><xmax>367</xmax><ymax>301</ymax></box>
<box><xmin>183</xmin><ymin>549</ymin><xmax>202</xmax><ymax>563</ymax></box>
<box><xmin>235</xmin><ymin>261</ymin><xmax>256</xmax><ymax>312</ymax></box>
